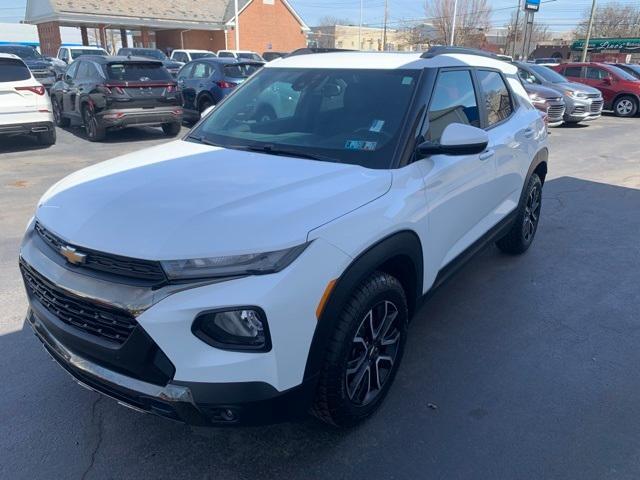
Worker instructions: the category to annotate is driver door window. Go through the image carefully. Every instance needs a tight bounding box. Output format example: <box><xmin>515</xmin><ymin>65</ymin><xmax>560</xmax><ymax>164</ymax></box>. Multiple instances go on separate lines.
<box><xmin>518</xmin><ymin>68</ymin><xmax>539</xmax><ymax>85</ymax></box>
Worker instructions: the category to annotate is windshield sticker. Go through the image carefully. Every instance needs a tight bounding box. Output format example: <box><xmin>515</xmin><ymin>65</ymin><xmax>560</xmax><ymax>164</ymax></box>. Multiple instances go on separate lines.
<box><xmin>345</xmin><ymin>140</ymin><xmax>377</xmax><ymax>151</ymax></box>
<box><xmin>369</xmin><ymin>120</ymin><xmax>385</xmax><ymax>133</ymax></box>
<box><xmin>402</xmin><ymin>76</ymin><xmax>414</xmax><ymax>85</ymax></box>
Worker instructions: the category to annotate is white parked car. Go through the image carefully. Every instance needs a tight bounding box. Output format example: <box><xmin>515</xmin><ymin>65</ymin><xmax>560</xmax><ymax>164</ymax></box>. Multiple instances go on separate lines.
<box><xmin>0</xmin><ymin>53</ymin><xmax>55</xmax><ymax>145</ymax></box>
<box><xmin>56</xmin><ymin>45</ymin><xmax>109</xmax><ymax>65</ymax></box>
<box><xmin>217</xmin><ymin>49</ymin><xmax>264</xmax><ymax>62</ymax></box>
<box><xmin>170</xmin><ymin>49</ymin><xmax>217</xmax><ymax>63</ymax></box>
<box><xmin>20</xmin><ymin>48</ymin><xmax>548</xmax><ymax>427</ymax></box>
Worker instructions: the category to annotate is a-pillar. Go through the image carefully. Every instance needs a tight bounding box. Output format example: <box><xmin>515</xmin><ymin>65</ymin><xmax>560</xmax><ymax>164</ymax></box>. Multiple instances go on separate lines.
<box><xmin>80</xmin><ymin>26</ymin><xmax>89</xmax><ymax>46</ymax></box>
<box><xmin>140</xmin><ymin>28</ymin><xmax>151</xmax><ymax>47</ymax></box>
<box><xmin>120</xmin><ymin>29</ymin><xmax>128</xmax><ymax>48</ymax></box>
<box><xmin>37</xmin><ymin>21</ymin><xmax>61</xmax><ymax>57</ymax></box>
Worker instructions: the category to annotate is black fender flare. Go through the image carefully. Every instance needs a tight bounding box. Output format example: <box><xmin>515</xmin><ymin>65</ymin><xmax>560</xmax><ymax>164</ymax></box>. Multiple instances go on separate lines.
<box><xmin>303</xmin><ymin>230</ymin><xmax>423</xmax><ymax>381</ymax></box>
<box><xmin>520</xmin><ymin>147</ymin><xmax>548</xmax><ymax>203</ymax></box>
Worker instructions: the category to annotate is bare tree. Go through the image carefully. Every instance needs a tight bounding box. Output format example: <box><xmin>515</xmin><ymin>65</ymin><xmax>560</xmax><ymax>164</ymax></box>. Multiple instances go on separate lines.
<box><xmin>317</xmin><ymin>15</ymin><xmax>354</xmax><ymax>27</ymax></box>
<box><xmin>425</xmin><ymin>0</ymin><xmax>491</xmax><ymax>46</ymax></box>
<box><xmin>397</xmin><ymin>22</ymin><xmax>435</xmax><ymax>50</ymax></box>
<box><xmin>504</xmin><ymin>11</ymin><xmax>551</xmax><ymax>58</ymax></box>
<box><xmin>575</xmin><ymin>2</ymin><xmax>640</xmax><ymax>38</ymax></box>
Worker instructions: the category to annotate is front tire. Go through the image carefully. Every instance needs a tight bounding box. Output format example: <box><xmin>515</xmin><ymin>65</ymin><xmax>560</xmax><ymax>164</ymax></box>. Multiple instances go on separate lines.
<box><xmin>312</xmin><ymin>272</ymin><xmax>408</xmax><ymax>427</ymax></box>
<box><xmin>613</xmin><ymin>95</ymin><xmax>638</xmax><ymax>117</ymax></box>
<box><xmin>496</xmin><ymin>173</ymin><xmax>542</xmax><ymax>254</ymax></box>
<box><xmin>52</xmin><ymin>97</ymin><xmax>70</xmax><ymax>127</ymax></box>
<box><xmin>162</xmin><ymin>122</ymin><xmax>181</xmax><ymax>136</ymax></box>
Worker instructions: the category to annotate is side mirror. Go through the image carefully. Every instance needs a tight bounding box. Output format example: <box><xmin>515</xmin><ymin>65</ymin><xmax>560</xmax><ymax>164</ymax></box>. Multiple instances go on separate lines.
<box><xmin>603</xmin><ymin>77</ymin><xmax>612</xmax><ymax>85</ymax></box>
<box><xmin>201</xmin><ymin>105</ymin><xmax>215</xmax><ymax>117</ymax></box>
<box><xmin>417</xmin><ymin>123</ymin><xmax>489</xmax><ymax>158</ymax></box>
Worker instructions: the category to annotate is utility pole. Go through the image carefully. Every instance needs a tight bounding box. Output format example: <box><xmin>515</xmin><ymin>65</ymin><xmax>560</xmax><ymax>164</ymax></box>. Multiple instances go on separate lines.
<box><xmin>450</xmin><ymin>0</ymin><xmax>458</xmax><ymax>46</ymax></box>
<box><xmin>512</xmin><ymin>0</ymin><xmax>522</xmax><ymax>58</ymax></box>
<box><xmin>359</xmin><ymin>0</ymin><xmax>363</xmax><ymax>50</ymax></box>
<box><xmin>234</xmin><ymin>0</ymin><xmax>240</xmax><ymax>50</ymax></box>
<box><xmin>581</xmin><ymin>0</ymin><xmax>596</xmax><ymax>62</ymax></box>
<box><xmin>382</xmin><ymin>0</ymin><xmax>388</xmax><ymax>51</ymax></box>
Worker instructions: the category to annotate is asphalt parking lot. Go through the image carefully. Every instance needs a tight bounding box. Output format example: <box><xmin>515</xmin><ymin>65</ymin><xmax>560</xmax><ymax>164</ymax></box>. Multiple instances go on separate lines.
<box><xmin>1</xmin><ymin>117</ymin><xmax>639</xmax><ymax>480</ymax></box>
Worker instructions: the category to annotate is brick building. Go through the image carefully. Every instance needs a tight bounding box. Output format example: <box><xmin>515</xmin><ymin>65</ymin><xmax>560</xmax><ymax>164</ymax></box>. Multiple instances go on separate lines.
<box><xmin>25</xmin><ymin>0</ymin><xmax>309</xmax><ymax>56</ymax></box>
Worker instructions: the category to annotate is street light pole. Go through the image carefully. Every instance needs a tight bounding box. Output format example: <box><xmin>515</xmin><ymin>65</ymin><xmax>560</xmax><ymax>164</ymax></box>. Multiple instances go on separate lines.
<box><xmin>450</xmin><ymin>0</ymin><xmax>458</xmax><ymax>46</ymax></box>
<box><xmin>382</xmin><ymin>0</ymin><xmax>388</xmax><ymax>51</ymax></box>
<box><xmin>512</xmin><ymin>0</ymin><xmax>522</xmax><ymax>58</ymax></box>
<box><xmin>234</xmin><ymin>0</ymin><xmax>240</xmax><ymax>50</ymax></box>
<box><xmin>581</xmin><ymin>0</ymin><xmax>597</xmax><ymax>62</ymax></box>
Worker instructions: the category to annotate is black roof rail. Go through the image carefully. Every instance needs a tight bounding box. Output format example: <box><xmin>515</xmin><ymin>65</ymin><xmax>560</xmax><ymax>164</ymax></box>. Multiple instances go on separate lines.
<box><xmin>421</xmin><ymin>46</ymin><xmax>501</xmax><ymax>60</ymax></box>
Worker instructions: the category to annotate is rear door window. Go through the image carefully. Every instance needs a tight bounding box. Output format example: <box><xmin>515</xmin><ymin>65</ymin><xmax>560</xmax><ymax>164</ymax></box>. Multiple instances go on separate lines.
<box><xmin>191</xmin><ymin>62</ymin><xmax>213</xmax><ymax>79</ymax></box>
<box><xmin>477</xmin><ymin>70</ymin><xmax>513</xmax><ymax>127</ymax></box>
<box><xmin>105</xmin><ymin>63</ymin><xmax>172</xmax><ymax>81</ymax></box>
<box><xmin>0</xmin><ymin>58</ymin><xmax>31</xmax><ymax>82</ymax></box>
<box><xmin>426</xmin><ymin>69</ymin><xmax>479</xmax><ymax>143</ymax></box>
<box><xmin>223</xmin><ymin>63</ymin><xmax>261</xmax><ymax>79</ymax></box>
<box><xmin>563</xmin><ymin>66</ymin><xmax>582</xmax><ymax>78</ymax></box>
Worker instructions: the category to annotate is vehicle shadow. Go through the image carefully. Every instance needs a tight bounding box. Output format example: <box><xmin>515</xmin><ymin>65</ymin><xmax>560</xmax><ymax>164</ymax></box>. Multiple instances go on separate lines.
<box><xmin>2</xmin><ymin>176</ymin><xmax>640</xmax><ymax>479</ymax></box>
<box><xmin>0</xmin><ymin>135</ymin><xmax>54</xmax><ymax>154</ymax></box>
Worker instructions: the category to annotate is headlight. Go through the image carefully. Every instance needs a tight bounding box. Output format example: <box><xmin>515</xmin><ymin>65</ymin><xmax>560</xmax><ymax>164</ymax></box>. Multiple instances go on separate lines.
<box><xmin>528</xmin><ymin>93</ymin><xmax>546</xmax><ymax>105</ymax></box>
<box><xmin>161</xmin><ymin>243</ymin><xmax>309</xmax><ymax>279</ymax></box>
<box><xmin>192</xmin><ymin>308</ymin><xmax>270</xmax><ymax>351</ymax></box>
<box><xmin>564</xmin><ymin>89</ymin><xmax>587</xmax><ymax>99</ymax></box>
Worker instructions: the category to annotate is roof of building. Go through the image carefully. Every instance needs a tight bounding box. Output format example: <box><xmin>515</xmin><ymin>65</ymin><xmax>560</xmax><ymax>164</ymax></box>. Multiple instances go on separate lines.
<box><xmin>25</xmin><ymin>0</ymin><xmax>308</xmax><ymax>30</ymax></box>
<box><xmin>267</xmin><ymin>51</ymin><xmax>518</xmax><ymax>74</ymax></box>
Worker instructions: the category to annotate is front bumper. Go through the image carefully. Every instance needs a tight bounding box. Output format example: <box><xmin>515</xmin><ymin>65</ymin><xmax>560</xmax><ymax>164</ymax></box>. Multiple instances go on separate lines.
<box><xmin>564</xmin><ymin>96</ymin><xmax>604</xmax><ymax>122</ymax></box>
<box><xmin>0</xmin><ymin>121</ymin><xmax>53</xmax><ymax>136</ymax></box>
<box><xmin>28</xmin><ymin>309</ymin><xmax>316</xmax><ymax>425</ymax></box>
<box><xmin>98</xmin><ymin>107</ymin><xmax>183</xmax><ymax>129</ymax></box>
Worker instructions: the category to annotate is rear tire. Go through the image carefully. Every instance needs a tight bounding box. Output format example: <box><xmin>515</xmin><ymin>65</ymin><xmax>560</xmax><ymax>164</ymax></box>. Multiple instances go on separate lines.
<box><xmin>162</xmin><ymin>122</ymin><xmax>181</xmax><ymax>136</ymax></box>
<box><xmin>496</xmin><ymin>173</ymin><xmax>542</xmax><ymax>255</ymax></box>
<box><xmin>613</xmin><ymin>95</ymin><xmax>638</xmax><ymax>117</ymax></box>
<box><xmin>36</xmin><ymin>127</ymin><xmax>56</xmax><ymax>146</ymax></box>
<box><xmin>82</xmin><ymin>104</ymin><xmax>106</xmax><ymax>142</ymax></box>
<box><xmin>198</xmin><ymin>96</ymin><xmax>214</xmax><ymax>113</ymax></box>
<box><xmin>52</xmin><ymin>97</ymin><xmax>70</xmax><ymax>127</ymax></box>
<box><xmin>311</xmin><ymin>272</ymin><xmax>408</xmax><ymax>427</ymax></box>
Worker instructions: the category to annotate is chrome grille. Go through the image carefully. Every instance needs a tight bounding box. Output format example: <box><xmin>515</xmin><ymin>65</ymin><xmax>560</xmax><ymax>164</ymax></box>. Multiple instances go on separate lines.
<box><xmin>34</xmin><ymin>221</ymin><xmax>167</xmax><ymax>283</ymax></box>
<box><xmin>547</xmin><ymin>104</ymin><xmax>565</xmax><ymax>120</ymax></box>
<box><xmin>590</xmin><ymin>99</ymin><xmax>604</xmax><ymax>113</ymax></box>
<box><xmin>20</xmin><ymin>260</ymin><xmax>137</xmax><ymax>344</ymax></box>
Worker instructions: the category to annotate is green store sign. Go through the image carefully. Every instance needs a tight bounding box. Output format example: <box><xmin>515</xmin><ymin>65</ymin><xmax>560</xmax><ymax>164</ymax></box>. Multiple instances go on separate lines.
<box><xmin>571</xmin><ymin>38</ymin><xmax>640</xmax><ymax>52</ymax></box>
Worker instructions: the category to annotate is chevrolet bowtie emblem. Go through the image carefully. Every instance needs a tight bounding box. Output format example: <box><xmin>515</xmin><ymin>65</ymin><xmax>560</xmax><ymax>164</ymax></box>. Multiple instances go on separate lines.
<box><xmin>60</xmin><ymin>245</ymin><xmax>87</xmax><ymax>265</ymax></box>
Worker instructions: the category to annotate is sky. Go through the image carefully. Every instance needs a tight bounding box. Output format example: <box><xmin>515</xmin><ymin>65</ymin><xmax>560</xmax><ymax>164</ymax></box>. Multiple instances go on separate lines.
<box><xmin>1</xmin><ymin>0</ymin><xmax>640</xmax><ymax>33</ymax></box>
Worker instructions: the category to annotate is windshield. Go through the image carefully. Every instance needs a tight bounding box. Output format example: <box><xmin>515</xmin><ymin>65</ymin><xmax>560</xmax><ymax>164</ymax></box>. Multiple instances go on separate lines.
<box><xmin>190</xmin><ymin>52</ymin><xmax>216</xmax><ymax>60</ymax></box>
<box><xmin>71</xmin><ymin>48</ymin><xmax>108</xmax><ymax>59</ymax></box>
<box><xmin>237</xmin><ymin>52</ymin><xmax>264</xmax><ymax>62</ymax></box>
<box><xmin>0</xmin><ymin>45</ymin><xmax>42</xmax><ymax>60</ymax></box>
<box><xmin>224</xmin><ymin>63</ymin><xmax>262</xmax><ymax>78</ymax></box>
<box><xmin>609</xmin><ymin>65</ymin><xmax>640</xmax><ymax>81</ymax></box>
<box><xmin>127</xmin><ymin>49</ymin><xmax>167</xmax><ymax>60</ymax></box>
<box><xmin>189</xmin><ymin>67</ymin><xmax>420</xmax><ymax>169</ymax></box>
<box><xmin>529</xmin><ymin>64</ymin><xmax>568</xmax><ymax>83</ymax></box>
<box><xmin>105</xmin><ymin>62</ymin><xmax>172</xmax><ymax>81</ymax></box>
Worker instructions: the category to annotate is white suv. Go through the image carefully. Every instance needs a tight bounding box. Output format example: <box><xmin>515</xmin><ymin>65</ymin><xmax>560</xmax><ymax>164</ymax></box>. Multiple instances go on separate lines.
<box><xmin>170</xmin><ymin>49</ymin><xmax>217</xmax><ymax>63</ymax></box>
<box><xmin>217</xmin><ymin>49</ymin><xmax>264</xmax><ymax>62</ymax></box>
<box><xmin>20</xmin><ymin>48</ymin><xmax>548</xmax><ymax>427</ymax></box>
<box><xmin>0</xmin><ymin>53</ymin><xmax>56</xmax><ymax>145</ymax></box>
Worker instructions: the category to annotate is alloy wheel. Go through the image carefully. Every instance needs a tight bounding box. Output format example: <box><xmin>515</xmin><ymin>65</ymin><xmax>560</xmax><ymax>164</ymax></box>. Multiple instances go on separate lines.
<box><xmin>522</xmin><ymin>184</ymin><xmax>541</xmax><ymax>242</ymax></box>
<box><xmin>53</xmin><ymin>99</ymin><xmax>61</xmax><ymax>124</ymax></box>
<box><xmin>617</xmin><ymin>99</ymin><xmax>634</xmax><ymax>116</ymax></box>
<box><xmin>85</xmin><ymin>109</ymin><xmax>96</xmax><ymax>138</ymax></box>
<box><xmin>345</xmin><ymin>300</ymin><xmax>402</xmax><ymax>406</ymax></box>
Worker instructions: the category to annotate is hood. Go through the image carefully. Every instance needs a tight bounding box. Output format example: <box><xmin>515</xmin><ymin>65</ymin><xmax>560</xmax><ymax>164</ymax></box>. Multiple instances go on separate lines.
<box><xmin>36</xmin><ymin>141</ymin><xmax>391</xmax><ymax>260</ymax></box>
<box><xmin>554</xmin><ymin>81</ymin><xmax>601</xmax><ymax>95</ymax></box>
<box><xmin>163</xmin><ymin>60</ymin><xmax>183</xmax><ymax>69</ymax></box>
<box><xmin>524</xmin><ymin>83</ymin><xmax>563</xmax><ymax>100</ymax></box>
<box><xmin>23</xmin><ymin>59</ymin><xmax>53</xmax><ymax>70</ymax></box>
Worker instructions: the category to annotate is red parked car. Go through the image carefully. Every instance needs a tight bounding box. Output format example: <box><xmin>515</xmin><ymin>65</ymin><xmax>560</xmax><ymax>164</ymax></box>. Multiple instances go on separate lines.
<box><xmin>552</xmin><ymin>62</ymin><xmax>640</xmax><ymax>117</ymax></box>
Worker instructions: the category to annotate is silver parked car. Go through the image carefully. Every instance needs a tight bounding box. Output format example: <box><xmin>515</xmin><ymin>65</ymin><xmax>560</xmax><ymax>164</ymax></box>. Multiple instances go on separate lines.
<box><xmin>515</xmin><ymin>61</ymin><xmax>603</xmax><ymax>124</ymax></box>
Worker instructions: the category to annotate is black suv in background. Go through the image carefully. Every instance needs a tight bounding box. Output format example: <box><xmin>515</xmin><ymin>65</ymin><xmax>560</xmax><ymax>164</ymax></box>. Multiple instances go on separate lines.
<box><xmin>50</xmin><ymin>56</ymin><xmax>183</xmax><ymax>141</ymax></box>
<box><xmin>116</xmin><ymin>48</ymin><xmax>183</xmax><ymax>76</ymax></box>
<box><xmin>0</xmin><ymin>44</ymin><xmax>57</xmax><ymax>90</ymax></box>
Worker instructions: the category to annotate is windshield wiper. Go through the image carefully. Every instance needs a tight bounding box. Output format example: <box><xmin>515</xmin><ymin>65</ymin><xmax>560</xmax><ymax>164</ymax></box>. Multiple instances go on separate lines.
<box><xmin>186</xmin><ymin>135</ymin><xmax>222</xmax><ymax>147</ymax></box>
<box><xmin>228</xmin><ymin>144</ymin><xmax>338</xmax><ymax>163</ymax></box>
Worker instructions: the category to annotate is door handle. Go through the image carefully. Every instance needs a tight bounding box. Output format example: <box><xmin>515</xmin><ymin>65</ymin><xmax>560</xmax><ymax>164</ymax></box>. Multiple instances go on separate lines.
<box><xmin>523</xmin><ymin>128</ymin><xmax>535</xmax><ymax>138</ymax></box>
<box><xmin>479</xmin><ymin>149</ymin><xmax>495</xmax><ymax>161</ymax></box>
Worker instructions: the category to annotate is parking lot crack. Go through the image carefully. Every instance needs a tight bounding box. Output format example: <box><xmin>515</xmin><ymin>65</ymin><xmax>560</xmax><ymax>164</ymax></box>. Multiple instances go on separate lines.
<box><xmin>81</xmin><ymin>395</ymin><xmax>104</xmax><ymax>480</ymax></box>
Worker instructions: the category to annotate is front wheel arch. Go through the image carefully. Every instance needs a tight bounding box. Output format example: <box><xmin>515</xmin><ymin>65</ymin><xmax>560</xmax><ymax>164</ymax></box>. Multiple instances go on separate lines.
<box><xmin>303</xmin><ymin>230</ymin><xmax>423</xmax><ymax>382</ymax></box>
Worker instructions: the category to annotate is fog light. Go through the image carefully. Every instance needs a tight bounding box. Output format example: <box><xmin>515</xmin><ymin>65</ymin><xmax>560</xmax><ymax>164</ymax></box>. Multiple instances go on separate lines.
<box><xmin>192</xmin><ymin>308</ymin><xmax>270</xmax><ymax>352</ymax></box>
